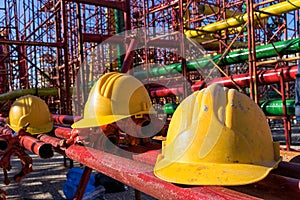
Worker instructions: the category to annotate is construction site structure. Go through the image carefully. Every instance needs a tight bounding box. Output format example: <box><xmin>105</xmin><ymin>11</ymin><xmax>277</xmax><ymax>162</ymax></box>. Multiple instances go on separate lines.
<box><xmin>0</xmin><ymin>0</ymin><xmax>300</xmax><ymax>198</ymax></box>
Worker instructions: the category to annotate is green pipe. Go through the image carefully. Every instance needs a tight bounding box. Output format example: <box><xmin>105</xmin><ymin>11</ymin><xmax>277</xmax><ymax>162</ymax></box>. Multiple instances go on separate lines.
<box><xmin>134</xmin><ymin>38</ymin><xmax>300</xmax><ymax>78</ymax></box>
<box><xmin>165</xmin><ymin>100</ymin><xmax>296</xmax><ymax>116</ymax></box>
<box><xmin>115</xmin><ymin>9</ymin><xmax>125</xmax><ymax>71</ymax></box>
<box><xmin>0</xmin><ymin>88</ymin><xmax>73</xmax><ymax>101</ymax></box>
<box><xmin>260</xmin><ymin>99</ymin><xmax>295</xmax><ymax>116</ymax></box>
<box><xmin>164</xmin><ymin>103</ymin><xmax>178</xmax><ymax>114</ymax></box>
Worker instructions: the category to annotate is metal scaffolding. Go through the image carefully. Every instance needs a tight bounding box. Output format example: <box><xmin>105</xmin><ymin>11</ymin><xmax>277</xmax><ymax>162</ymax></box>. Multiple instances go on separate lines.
<box><xmin>0</xmin><ymin>0</ymin><xmax>299</xmax><ymax>149</ymax></box>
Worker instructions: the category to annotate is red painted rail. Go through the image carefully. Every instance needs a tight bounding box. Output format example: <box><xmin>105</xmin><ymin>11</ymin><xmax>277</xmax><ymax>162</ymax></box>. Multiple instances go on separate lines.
<box><xmin>36</xmin><ymin>133</ymin><xmax>300</xmax><ymax>200</ymax></box>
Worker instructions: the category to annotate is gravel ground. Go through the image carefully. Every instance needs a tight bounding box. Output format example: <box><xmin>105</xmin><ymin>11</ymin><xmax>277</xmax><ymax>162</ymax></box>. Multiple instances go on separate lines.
<box><xmin>0</xmin><ymin>152</ymin><xmax>156</xmax><ymax>200</ymax></box>
<box><xmin>0</xmin><ymin>152</ymin><xmax>67</xmax><ymax>199</ymax></box>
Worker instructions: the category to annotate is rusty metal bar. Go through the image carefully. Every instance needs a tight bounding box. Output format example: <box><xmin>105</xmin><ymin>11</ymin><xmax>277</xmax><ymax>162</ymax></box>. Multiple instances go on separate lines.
<box><xmin>61</xmin><ymin>0</ymin><xmax>71</xmax><ymax>115</ymax></box>
<box><xmin>19</xmin><ymin>136</ymin><xmax>53</xmax><ymax>159</ymax></box>
<box><xmin>121</xmin><ymin>38</ymin><xmax>137</xmax><ymax>73</ymax></box>
<box><xmin>247</xmin><ymin>0</ymin><xmax>258</xmax><ymax>103</ymax></box>
<box><xmin>54</xmin><ymin>126</ymin><xmax>72</xmax><ymax>139</ymax></box>
<box><xmin>52</xmin><ymin>114</ymin><xmax>82</xmax><ymax>125</ymax></box>
<box><xmin>65</xmin><ymin>144</ymin><xmax>258</xmax><ymax>200</ymax></box>
<box><xmin>0</xmin><ymin>39</ymin><xmax>64</xmax><ymax>47</ymax></box>
<box><xmin>82</xmin><ymin>33</ymin><xmax>123</xmax><ymax>43</ymax></box>
<box><xmin>279</xmin><ymin>69</ymin><xmax>291</xmax><ymax>151</ymax></box>
<box><xmin>37</xmin><ymin>134</ymin><xmax>66</xmax><ymax>156</ymax></box>
<box><xmin>149</xmin><ymin>85</ymin><xmax>184</xmax><ymax>97</ymax></box>
<box><xmin>67</xmin><ymin>0</ymin><xmax>127</xmax><ymax>11</ymax></box>
<box><xmin>38</xmin><ymin>134</ymin><xmax>62</xmax><ymax>148</ymax></box>
<box><xmin>37</xmin><ymin>134</ymin><xmax>300</xmax><ymax>199</ymax></box>
<box><xmin>74</xmin><ymin>166</ymin><xmax>93</xmax><ymax>200</ymax></box>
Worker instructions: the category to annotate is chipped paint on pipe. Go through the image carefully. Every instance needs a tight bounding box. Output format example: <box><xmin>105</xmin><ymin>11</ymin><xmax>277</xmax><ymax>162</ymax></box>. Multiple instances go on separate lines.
<box><xmin>65</xmin><ymin>145</ymin><xmax>257</xmax><ymax>200</ymax></box>
<box><xmin>19</xmin><ymin>135</ymin><xmax>53</xmax><ymax>159</ymax></box>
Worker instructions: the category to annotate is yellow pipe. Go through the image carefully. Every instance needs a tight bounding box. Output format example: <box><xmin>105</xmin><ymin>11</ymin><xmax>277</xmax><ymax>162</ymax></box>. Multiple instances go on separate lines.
<box><xmin>197</xmin><ymin>4</ymin><xmax>243</xmax><ymax>18</ymax></box>
<box><xmin>191</xmin><ymin>37</ymin><xmax>248</xmax><ymax>50</ymax></box>
<box><xmin>185</xmin><ymin>0</ymin><xmax>300</xmax><ymax>38</ymax></box>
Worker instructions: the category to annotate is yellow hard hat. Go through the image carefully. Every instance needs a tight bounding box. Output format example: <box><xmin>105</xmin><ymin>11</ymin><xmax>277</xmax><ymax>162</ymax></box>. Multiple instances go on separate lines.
<box><xmin>8</xmin><ymin>95</ymin><xmax>53</xmax><ymax>134</ymax></box>
<box><xmin>72</xmin><ymin>72</ymin><xmax>156</xmax><ymax>128</ymax></box>
<box><xmin>154</xmin><ymin>84</ymin><xmax>281</xmax><ymax>186</ymax></box>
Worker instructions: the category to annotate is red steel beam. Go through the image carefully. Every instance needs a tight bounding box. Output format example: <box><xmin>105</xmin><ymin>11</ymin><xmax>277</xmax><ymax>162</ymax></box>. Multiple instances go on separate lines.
<box><xmin>67</xmin><ymin>0</ymin><xmax>127</xmax><ymax>11</ymax></box>
<box><xmin>133</xmin><ymin>150</ymin><xmax>300</xmax><ymax>199</ymax></box>
<box><xmin>0</xmin><ymin>39</ymin><xmax>64</xmax><ymax>48</ymax></box>
<box><xmin>147</xmin><ymin>0</ymin><xmax>179</xmax><ymax>14</ymax></box>
<box><xmin>82</xmin><ymin>33</ymin><xmax>180</xmax><ymax>48</ymax></box>
<box><xmin>82</xmin><ymin>33</ymin><xmax>124</xmax><ymax>43</ymax></box>
<box><xmin>37</xmin><ymin>134</ymin><xmax>300</xmax><ymax>199</ymax></box>
<box><xmin>0</xmin><ymin>42</ymin><xmax>7</xmax><ymax>94</ymax></box>
<box><xmin>121</xmin><ymin>39</ymin><xmax>137</xmax><ymax>73</ymax></box>
<box><xmin>149</xmin><ymin>85</ymin><xmax>184</xmax><ymax>97</ymax></box>
<box><xmin>65</xmin><ymin>144</ymin><xmax>258</xmax><ymax>200</ymax></box>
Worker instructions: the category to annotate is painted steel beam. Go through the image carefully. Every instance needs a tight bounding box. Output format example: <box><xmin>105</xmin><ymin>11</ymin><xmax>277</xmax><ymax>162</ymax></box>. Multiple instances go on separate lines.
<box><xmin>64</xmin><ymin>144</ymin><xmax>258</xmax><ymax>200</ymax></box>
<box><xmin>0</xmin><ymin>39</ymin><xmax>64</xmax><ymax>48</ymax></box>
<box><xmin>37</xmin><ymin>133</ymin><xmax>300</xmax><ymax>200</ymax></box>
<box><xmin>67</xmin><ymin>0</ymin><xmax>127</xmax><ymax>11</ymax></box>
<box><xmin>82</xmin><ymin>33</ymin><xmax>123</xmax><ymax>43</ymax></box>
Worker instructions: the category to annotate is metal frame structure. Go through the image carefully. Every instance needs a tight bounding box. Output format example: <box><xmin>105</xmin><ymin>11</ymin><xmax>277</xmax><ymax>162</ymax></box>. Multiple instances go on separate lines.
<box><xmin>0</xmin><ymin>0</ymin><xmax>299</xmax><ymax>147</ymax></box>
<box><xmin>0</xmin><ymin>1</ymin><xmax>300</xmax><ymax>199</ymax></box>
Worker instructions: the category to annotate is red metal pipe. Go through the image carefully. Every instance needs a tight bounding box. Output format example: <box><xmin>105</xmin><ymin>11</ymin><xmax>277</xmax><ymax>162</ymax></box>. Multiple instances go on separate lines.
<box><xmin>67</xmin><ymin>0</ymin><xmax>126</xmax><ymax>11</ymax></box>
<box><xmin>0</xmin><ymin>42</ymin><xmax>7</xmax><ymax>94</ymax></box>
<box><xmin>273</xmin><ymin>161</ymin><xmax>300</xmax><ymax>180</ymax></box>
<box><xmin>54</xmin><ymin>126</ymin><xmax>72</xmax><ymax>139</ymax></box>
<box><xmin>65</xmin><ymin>145</ymin><xmax>257</xmax><ymax>200</ymax></box>
<box><xmin>148</xmin><ymin>65</ymin><xmax>298</xmax><ymax>97</ymax></box>
<box><xmin>82</xmin><ymin>33</ymin><xmax>124</xmax><ymax>43</ymax></box>
<box><xmin>192</xmin><ymin>65</ymin><xmax>298</xmax><ymax>91</ymax></box>
<box><xmin>19</xmin><ymin>135</ymin><xmax>53</xmax><ymax>159</ymax></box>
<box><xmin>38</xmin><ymin>134</ymin><xmax>300</xmax><ymax>199</ymax></box>
<box><xmin>133</xmin><ymin>149</ymin><xmax>300</xmax><ymax>199</ymax></box>
<box><xmin>0</xmin><ymin>117</ymin><xmax>6</xmax><ymax>123</ymax></box>
<box><xmin>228</xmin><ymin>174</ymin><xmax>300</xmax><ymax>199</ymax></box>
<box><xmin>150</xmin><ymin>85</ymin><xmax>184</xmax><ymax>97</ymax></box>
<box><xmin>38</xmin><ymin>134</ymin><xmax>62</xmax><ymax>149</ymax></box>
<box><xmin>0</xmin><ymin>39</ymin><xmax>64</xmax><ymax>47</ymax></box>
<box><xmin>74</xmin><ymin>166</ymin><xmax>93</xmax><ymax>200</ymax></box>
<box><xmin>52</xmin><ymin>114</ymin><xmax>82</xmax><ymax>125</ymax></box>
<box><xmin>279</xmin><ymin>70</ymin><xmax>291</xmax><ymax>151</ymax></box>
<box><xmin>121</xmin><ymin>38</ymin><xmax>137</xmax><ymax>73</ymax></box>
<box><xmin>0</xmin><ymin>126</ymin><xmax>14</xmax><ymax>152</ymax></box>
<box><xmin>0</xmin><ymin>125</ymin><xmax>14</xmax><ymax>136</ymax></box>
<box><xmin>0</xmin><ymin>139</ymin><xmax>8</xmax><ymax>152</ymax></box>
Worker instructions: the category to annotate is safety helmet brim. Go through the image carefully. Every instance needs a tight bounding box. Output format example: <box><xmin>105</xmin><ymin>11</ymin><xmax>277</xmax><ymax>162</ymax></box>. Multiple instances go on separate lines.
<box><xmin>71</xmin><ymin>109</ymin><xmax>157</xmax><ymax>128</ymax></box>
<box><xmin>71</xmin><ymin>114</ymin><xmax>129</xmax><ymax>128</ymax></box>
<box><xmin>154</xmin><ymin>154</ymin><xmax>281</xmax><ymax>186</ymax></box>
<box><xmin>8</xmin><ymin>121</ymin><xmax>53</xmax><ymax>135</ymax></box>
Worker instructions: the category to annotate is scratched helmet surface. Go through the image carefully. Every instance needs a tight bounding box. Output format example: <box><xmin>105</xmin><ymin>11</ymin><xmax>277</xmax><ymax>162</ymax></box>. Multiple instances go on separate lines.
<box><xmin>8</xmin><ymin>95</ymin><xmax>53</xmax><ymax>134</ymax></box>
<box><xmin>72</xmin><ymin>72</ymin><xmax>156</xmax><ymax>128</ymax></box>
<box><xmin>154</xmin><ymin>84</ymin><xmax>281</xmax><ymax>185</ymax></box>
